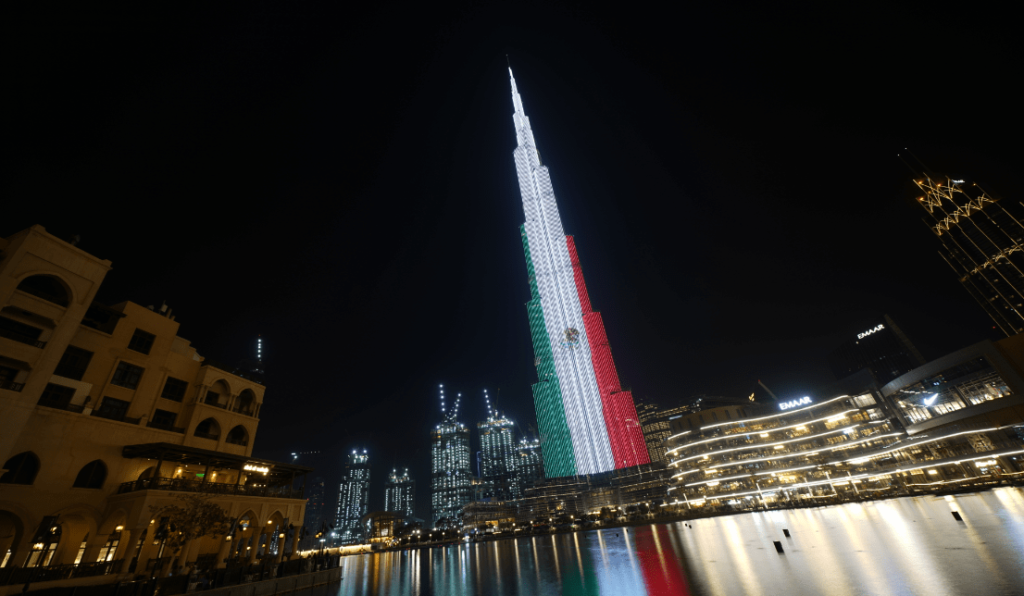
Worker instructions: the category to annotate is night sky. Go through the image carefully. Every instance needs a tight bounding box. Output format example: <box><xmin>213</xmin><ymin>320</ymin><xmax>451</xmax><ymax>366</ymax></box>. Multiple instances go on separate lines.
<box><xmin>6</xmin><ymin>4</ymin><xmax>1019</xmax><ymax>518</ymax></box>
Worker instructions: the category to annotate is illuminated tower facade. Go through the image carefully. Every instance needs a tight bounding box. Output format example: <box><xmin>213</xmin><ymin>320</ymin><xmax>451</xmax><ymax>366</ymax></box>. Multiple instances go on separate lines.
<box><xmin>430</xmin><ymin>386</ymin><xmax>472</xmax><ymax>526</ymax></box>
<box><xmin>335</xmin><ymin>450</ymin><xmax>370</xmax><ymax>544</ymax></box>
<box><xmin>915</xmin><ymin>176</ymin><xmax>1024</xmax><ymax>336</ymax></box>
<box><xmin>509</xmin><ymin>68</ymin><xmax>649</xmax><ymax>476</ymax></box>
<box><xmin>384</xmin><ymin>468</ymin><xmax>416</xmax><ymax>517</ymax></box>
<box><xmin>477</xmin><ymin>389</ymin><xmax>518</xmax><ymax>499</ymax></box>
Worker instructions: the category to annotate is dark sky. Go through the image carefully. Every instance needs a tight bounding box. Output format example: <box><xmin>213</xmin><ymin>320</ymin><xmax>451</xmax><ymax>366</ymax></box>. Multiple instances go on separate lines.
<box><xmin>6</xmin><ymin>3</ymin><xmax>1019</xmax><ymax>518</ymax></box>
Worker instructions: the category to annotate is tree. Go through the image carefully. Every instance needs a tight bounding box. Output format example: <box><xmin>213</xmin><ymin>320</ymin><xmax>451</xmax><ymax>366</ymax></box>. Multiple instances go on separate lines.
<box><xmin>150</xmin><ymin>493</ymin><xmax>234</xmax><ymax>554</ymax></box>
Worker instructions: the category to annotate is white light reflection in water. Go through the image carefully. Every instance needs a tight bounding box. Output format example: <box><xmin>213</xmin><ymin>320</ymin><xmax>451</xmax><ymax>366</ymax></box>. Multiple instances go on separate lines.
<box><xmin>328</xmin><ymin>488</ymin><xmax>1024</xmax><ymax>596</ymax></box>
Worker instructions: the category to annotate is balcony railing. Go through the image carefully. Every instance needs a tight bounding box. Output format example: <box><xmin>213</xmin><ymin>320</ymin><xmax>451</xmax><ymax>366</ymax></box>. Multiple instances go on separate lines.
<box><xmin>194</xmin><ymin>431</ymin><xmax>220</xmax><ymax>441</ymax></box>
<box><xmin>147</xmin><ymin>420</ymin><xmax>186</xmax><ymax>433</ymax></box>
<box><xmin>0</xmin><ymin>327</ymin><xmax>46</xmax><ymax>348</ymax></box>
<box><xmin>1</xmin><ymin>380</ymin><xmax>25</xmax><ymax>392</ymax></box>
<box><xmin>117</xmin><ymin>477</ymin><xmax>304</xmax><ymax>499</ymax></box>
<box><xmin>37</xmin><ymin>398</ymin><xmax>85</xmax><ymax>413</ymax></box>
<box><xmin>90</xmin><ymin>410</ymin><xmax>141</xmax><ymax>425</ymax></box>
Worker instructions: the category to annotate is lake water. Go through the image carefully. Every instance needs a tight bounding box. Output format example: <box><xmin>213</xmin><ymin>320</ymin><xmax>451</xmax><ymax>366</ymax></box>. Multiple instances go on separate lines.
<box><xmin>303</xmin><ymin>487</ymin><xmax>1024</xmax><ymax>596</ymax></box>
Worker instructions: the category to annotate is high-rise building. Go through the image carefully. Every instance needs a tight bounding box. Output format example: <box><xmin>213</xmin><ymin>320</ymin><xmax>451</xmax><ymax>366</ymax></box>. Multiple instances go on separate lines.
<box><xmin>636</xmin><ymin>400</ymin><xmax>694</xmax><ymax>464</ymax></box>
<box><xmin>508</xmin><ymin>68</ymin><xmax>649</xmax><ymax>477</ymax></box>
<box><xmin>430</xmin><ymin>385</ymin><xmax>472</xmax><ymax>526</ymax></box>
<box><xmin>828</xmin><ymin>315</ymin><xmax>926</xmax><ymax>385</ymax></box>
<box><xmin>301</xmin><ymin>476</ymin><xmax>327</xmax><ymax>548</ymax></box>
<box><xmin>477</xmin><ymin>389</ymin><xmax>518</xmax><ymax>500</ymax></box>
<box><xmin>514</xmin><ymin>437</ymin><xmax>545</xmax><ymax>495</ymax></box>
<box><xmin>914</xmin><ymin>175</ymin><xmax>1024</xmax><ymax>336</ymax></box>
<box><xmin>384</xmin><ymin>468</ymin><xmax>415</xmax><ymax>518</ymax></box>
<box><xmin>335</xmin><ymin>450</ymin><xmax>370</xmax><ymax>544</ymax></box>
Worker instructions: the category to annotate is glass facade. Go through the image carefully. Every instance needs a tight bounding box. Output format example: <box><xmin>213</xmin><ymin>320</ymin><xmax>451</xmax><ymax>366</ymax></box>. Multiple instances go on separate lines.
<box><xmin>887</xmin><ymin>356</ymin><xmax>1013</xmax><ymax>425</ymax></box>
<box><xmin>478</xmin><ymin>415</ymin><xmax>518</xmax><ymax>500</ymax></box>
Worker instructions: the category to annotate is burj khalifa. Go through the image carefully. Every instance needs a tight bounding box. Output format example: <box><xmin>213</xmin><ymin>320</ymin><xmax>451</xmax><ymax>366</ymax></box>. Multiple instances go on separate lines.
<box><xmin>510</xmin><ymin>68</ymin><xmax>650</xmax><ymax>477</ymax></box>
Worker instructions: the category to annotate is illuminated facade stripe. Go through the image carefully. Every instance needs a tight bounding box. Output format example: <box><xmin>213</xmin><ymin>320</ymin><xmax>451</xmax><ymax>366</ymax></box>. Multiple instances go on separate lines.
<box><xmin>522</xmin><ymin>227</ymin><xmax>577</xmax><ymax>478</ymax></box>
<box><xmin>511</xmin><ymin>68</ymin><xmax>614</xmax><ymax>474</ymax></box>
<box><xmin>567</xmin><ymin>236</ymin><xmax>650</xmax><ymax>468</ymax></box>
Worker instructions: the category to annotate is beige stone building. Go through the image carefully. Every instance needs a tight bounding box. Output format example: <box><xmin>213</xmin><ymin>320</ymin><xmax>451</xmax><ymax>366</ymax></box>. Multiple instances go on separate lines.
<box><xmin>0</xmin><ymin>226</ymin><xmax>310</xmax><ymax>578</ymax></box>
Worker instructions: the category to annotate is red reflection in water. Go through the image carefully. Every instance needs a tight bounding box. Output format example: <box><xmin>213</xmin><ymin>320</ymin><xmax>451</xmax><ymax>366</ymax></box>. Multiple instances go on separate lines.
<box><xmin>633</xmin><ymin>527</ymin><xmax>691</xmax><ymax>596</ymax></box>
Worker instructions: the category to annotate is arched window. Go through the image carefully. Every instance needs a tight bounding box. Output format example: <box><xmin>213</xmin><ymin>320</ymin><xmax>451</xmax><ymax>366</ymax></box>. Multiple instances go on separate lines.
<box><xmin>194</xmin><ymin>418</ymin><xmax>221</xmax><ymax>440</ymax></box>
<box><xmin>0</xmin><ymin>452</ymin><xmax>40</xmax><ymax>485</ymax></box>
<box><xmin>16</xmin><ymin>275</ymin><xmax>70</xmax><ymax>307</ymax></box>
<box><xmin>72</xmin><ymin>460</ymin><xmax>107</xmax><ymax>489</ymax></box>
<box><xmin>234</xmin><ymin>389</ymin><xmax>256</xmax><ymax>415</ymax></box>
<box><xmin>226</xmin><ymin>425</ymin><xmax>249</xmax><ymax>446</ymax></box>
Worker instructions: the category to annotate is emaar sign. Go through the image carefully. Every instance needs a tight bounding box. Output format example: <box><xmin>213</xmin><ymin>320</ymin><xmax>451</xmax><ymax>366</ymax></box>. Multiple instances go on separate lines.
<box><xmin>779</xmin><ymin>396</ymin><xmax>812</xmax><ymax>411</ymax></box>
<box><xmin>858</xmin><ymin>324</ymin><xmax>884</xmax><ymax>340</ymax></box>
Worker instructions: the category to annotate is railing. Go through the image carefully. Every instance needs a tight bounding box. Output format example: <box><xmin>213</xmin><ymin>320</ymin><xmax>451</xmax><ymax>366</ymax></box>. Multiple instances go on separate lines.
<box><xmin>37</xmin><ymin>398</ymin><xmax>85</xmax><ymax>413</ymax></box>
<box><xmin>194</xmin><ymin>431</ymin><xmax>220</xmax><ymax>440</ymax></box>
<box><xmin>201</xmin><ymin>359</ymin><xmax>265</xmax><ymax>385</ymax></box>
<box><xmin>0</xmin><ymin>380</ymin><xmax>25</xmax><ymax>392</ymax></box>
<box><xmin>91</xmin><ymin>410</ymin><xmax>142</xmax><ymax>424</ymax></box>
<box><xmin>147</xmin><ymin>420</ymin><xmax>185</xmax><ymax>433</ymax></box>
<box><xmin>0</xmin><ymin>559</ymin><xmax>121</xmax><ymax>586</ymax></box>
<box><xmin>117</xmin><ymin>477</ymin><xmax>304</xmax><ymax>499</ymax></box>
<box><xmin>0</xmin><ymin>326</ymin><xmax>46</xmax><ymax>348</ymax></box>
<box><xmin>233</xmin><ymin>405</ymin><xmax>255</xmax><ymax>416</ymax></box>
<box><xmin>204</xmin><ymin>399</ymin><xmax>229</xmax><ymax>410</ymax></box>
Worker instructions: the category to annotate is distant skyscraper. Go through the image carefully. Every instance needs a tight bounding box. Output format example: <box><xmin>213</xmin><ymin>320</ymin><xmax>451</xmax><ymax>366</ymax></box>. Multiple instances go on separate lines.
<box><xmin>335</xmin><ymin>450</ymin><xmax>370</xmax><ymax>544</ymax></box>
<box><xmin>514</xmin><ymin>437</ymin><xmax>545</xmax><ymax>494</ymax></box>
<box><xmin>914</xmin><ymin>175</ymin><xmax>1024</xmax><ymax>336</ymax></box>
<box><xmin>477</xmin><ymin>389</ymin><xmax>518</xmax><ymax>500</ymax></box>
<box><xmin>384</xmin><ymin>468</ymin><xmax>416</xmax><ymax>517</ymax></box>
<box><xmin>828</xmin><ymin>315</ymin><xmax>926</xmax><ymax>385</ymax></box>
<box><xmin>431</xmin><ymin>385</ymin><xmax>472</xmax><ymax>526</ymax></box>
<box><xmin>507</xmin><ymin>68</ymin><xmax>649</xmax><ymax>477</ymax></box>
<box><xmin>302</xmin><ymin>476</ymin><xmax>326</xmax><ymax>547</ymax></box>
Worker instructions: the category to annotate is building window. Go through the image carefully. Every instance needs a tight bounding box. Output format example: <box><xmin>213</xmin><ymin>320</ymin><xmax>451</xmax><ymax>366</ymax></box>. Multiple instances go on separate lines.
<box><xmin>16</xmin><ymin>275</ymin><xmax>69</xmax><ymax>307</ymax></box>
<box><xmin>0</xmin><ymin>452</ymin><xmax>40</xmax><ymax>485</ymax></box>
<box><xmin>127</xmin><ymin>329</ymin><xmax>156</xmax><ymax>355</ymax></box>
<box><xmin>160</xmin><ymin>377</ymin><xmax>189</xmax><ymax>402</ymax></box>
<box><xmin>72</xmin><ymin>460</ymin><xmax>107</xmax><ymax>489</ymax></box>
<box><xmin>0</xmin><ymin>316</ymin><xmax>44</xmax><ymax>346</ymax></box>
<box><xmin>54</xmin><ymin>345</ymin><xmax>94</xmax><ymax>380</ymax></box>
<box><xmin>110</xmin><ymin>362</ymin><xmax>144</xmax><ymax>390</ymax></box>
<box><xmin>94</xmin><ymin>396</ymin><xmax>130</xmax><ymax>422</ymax></box>
<box><xmin>1</xmin><ymin>365</ymin><xmax>23</xmax><ymax>391</ymax></box>
<box><xmin>151</xmin><ymin>409</ymin><xmax>177</xmax><ymax>430</ymax></box>
<box><xmin>194</xmin><ymin>418</ymin><xmax>220</xmax><ymax>440</ymax></box>
<box><xmin>38</xmin><ymin>383</ymin><xmax>76</xmax><ymax>410</ymax></box>
<box><xmin>204</xmin><ymin>390</ymin><xmax>223</xmax><ymax>407</ymax></box>
<box><xmin>226</xmin><ymin>425</ymin><xmax>249</xmax><ymax>446</ymax></box>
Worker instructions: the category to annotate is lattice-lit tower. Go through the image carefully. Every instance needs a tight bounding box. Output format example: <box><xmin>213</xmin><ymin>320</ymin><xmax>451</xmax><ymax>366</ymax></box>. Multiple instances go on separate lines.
<box><xmin>384</xmin><ymin>468</ymin><xmax>416</xmax><ymax>517</ymax></box>
<box><xmin>514</xmin><ymin>437</ymin><xmax>545</xmax><ymax>494</ymax></box>
<box><xmin>477</xmin><ymin>389</ymin><xmax>518</xmax><ymax>500</ymax></box>
<box><xmin>915</xmin><ymin>176</ymin><xmax>1024</xmax><ymax>336</ymax></box>
<box><xmin>430</xmin><ymin>385</ymin><xmax>472</xmax><ymax>526</ymax></box>
<box><xmin>508</xmin><ymin>68</ymin><xmax>650</xmax><ymax>476</ymax></box>
<box><xmin>335</xmin><ymin>449</ymin><xmax>370</xmax><ymax>544</ymax></box>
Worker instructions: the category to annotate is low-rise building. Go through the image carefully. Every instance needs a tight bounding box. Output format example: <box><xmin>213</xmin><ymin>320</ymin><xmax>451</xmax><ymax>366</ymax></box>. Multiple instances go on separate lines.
<box><xmin>0</xmin><ymin>226</ymin><xmax>310</xmax><ymax>579</ymax></box>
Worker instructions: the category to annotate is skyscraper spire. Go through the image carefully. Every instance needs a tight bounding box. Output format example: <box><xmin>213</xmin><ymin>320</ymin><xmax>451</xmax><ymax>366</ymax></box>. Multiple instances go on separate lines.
<box><xmin>509</xmin><ymin>69</ymin><xmax>649</xmax><ymax>476</ymax></box>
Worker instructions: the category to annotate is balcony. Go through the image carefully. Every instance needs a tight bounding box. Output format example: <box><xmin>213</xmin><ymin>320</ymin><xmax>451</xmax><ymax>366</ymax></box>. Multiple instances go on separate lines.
<box><xmin>147</xmin><ymin>420</ymin><xmax>185</xmax><ymax>433</ymax></box>
<box><xmin>117</xmin><ymin>477</ymin><xmax>304</xmax><ymax>499</ymax></box>
<box><xmin>0</xmin><ymin>326</ymin><xmax>46</xmax><ymax>348</ymax></box>
<box><xmin>90</xmin><ymin>409</ymin><xmax>141</xmax><ymax>425</ymax></box>
<box><xmin>0</xmin><ymin>380</ymin><xmax>25</xmax><ymax>392</ymax></box>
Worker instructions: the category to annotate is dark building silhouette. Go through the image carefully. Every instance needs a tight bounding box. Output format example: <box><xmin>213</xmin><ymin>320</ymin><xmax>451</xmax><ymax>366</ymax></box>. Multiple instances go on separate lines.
<box><xmin>828</xmin><ymin>315</ymin><xmax>926</xmax><ymax>385</ymax></box>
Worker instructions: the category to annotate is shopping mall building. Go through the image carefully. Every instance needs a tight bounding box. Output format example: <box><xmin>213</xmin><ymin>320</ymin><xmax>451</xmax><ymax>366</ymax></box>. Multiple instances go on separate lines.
<box><xmin>664</xmin><ymin>336</ymin><xmax>1024</xmax><ymax>509</ymax></box>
